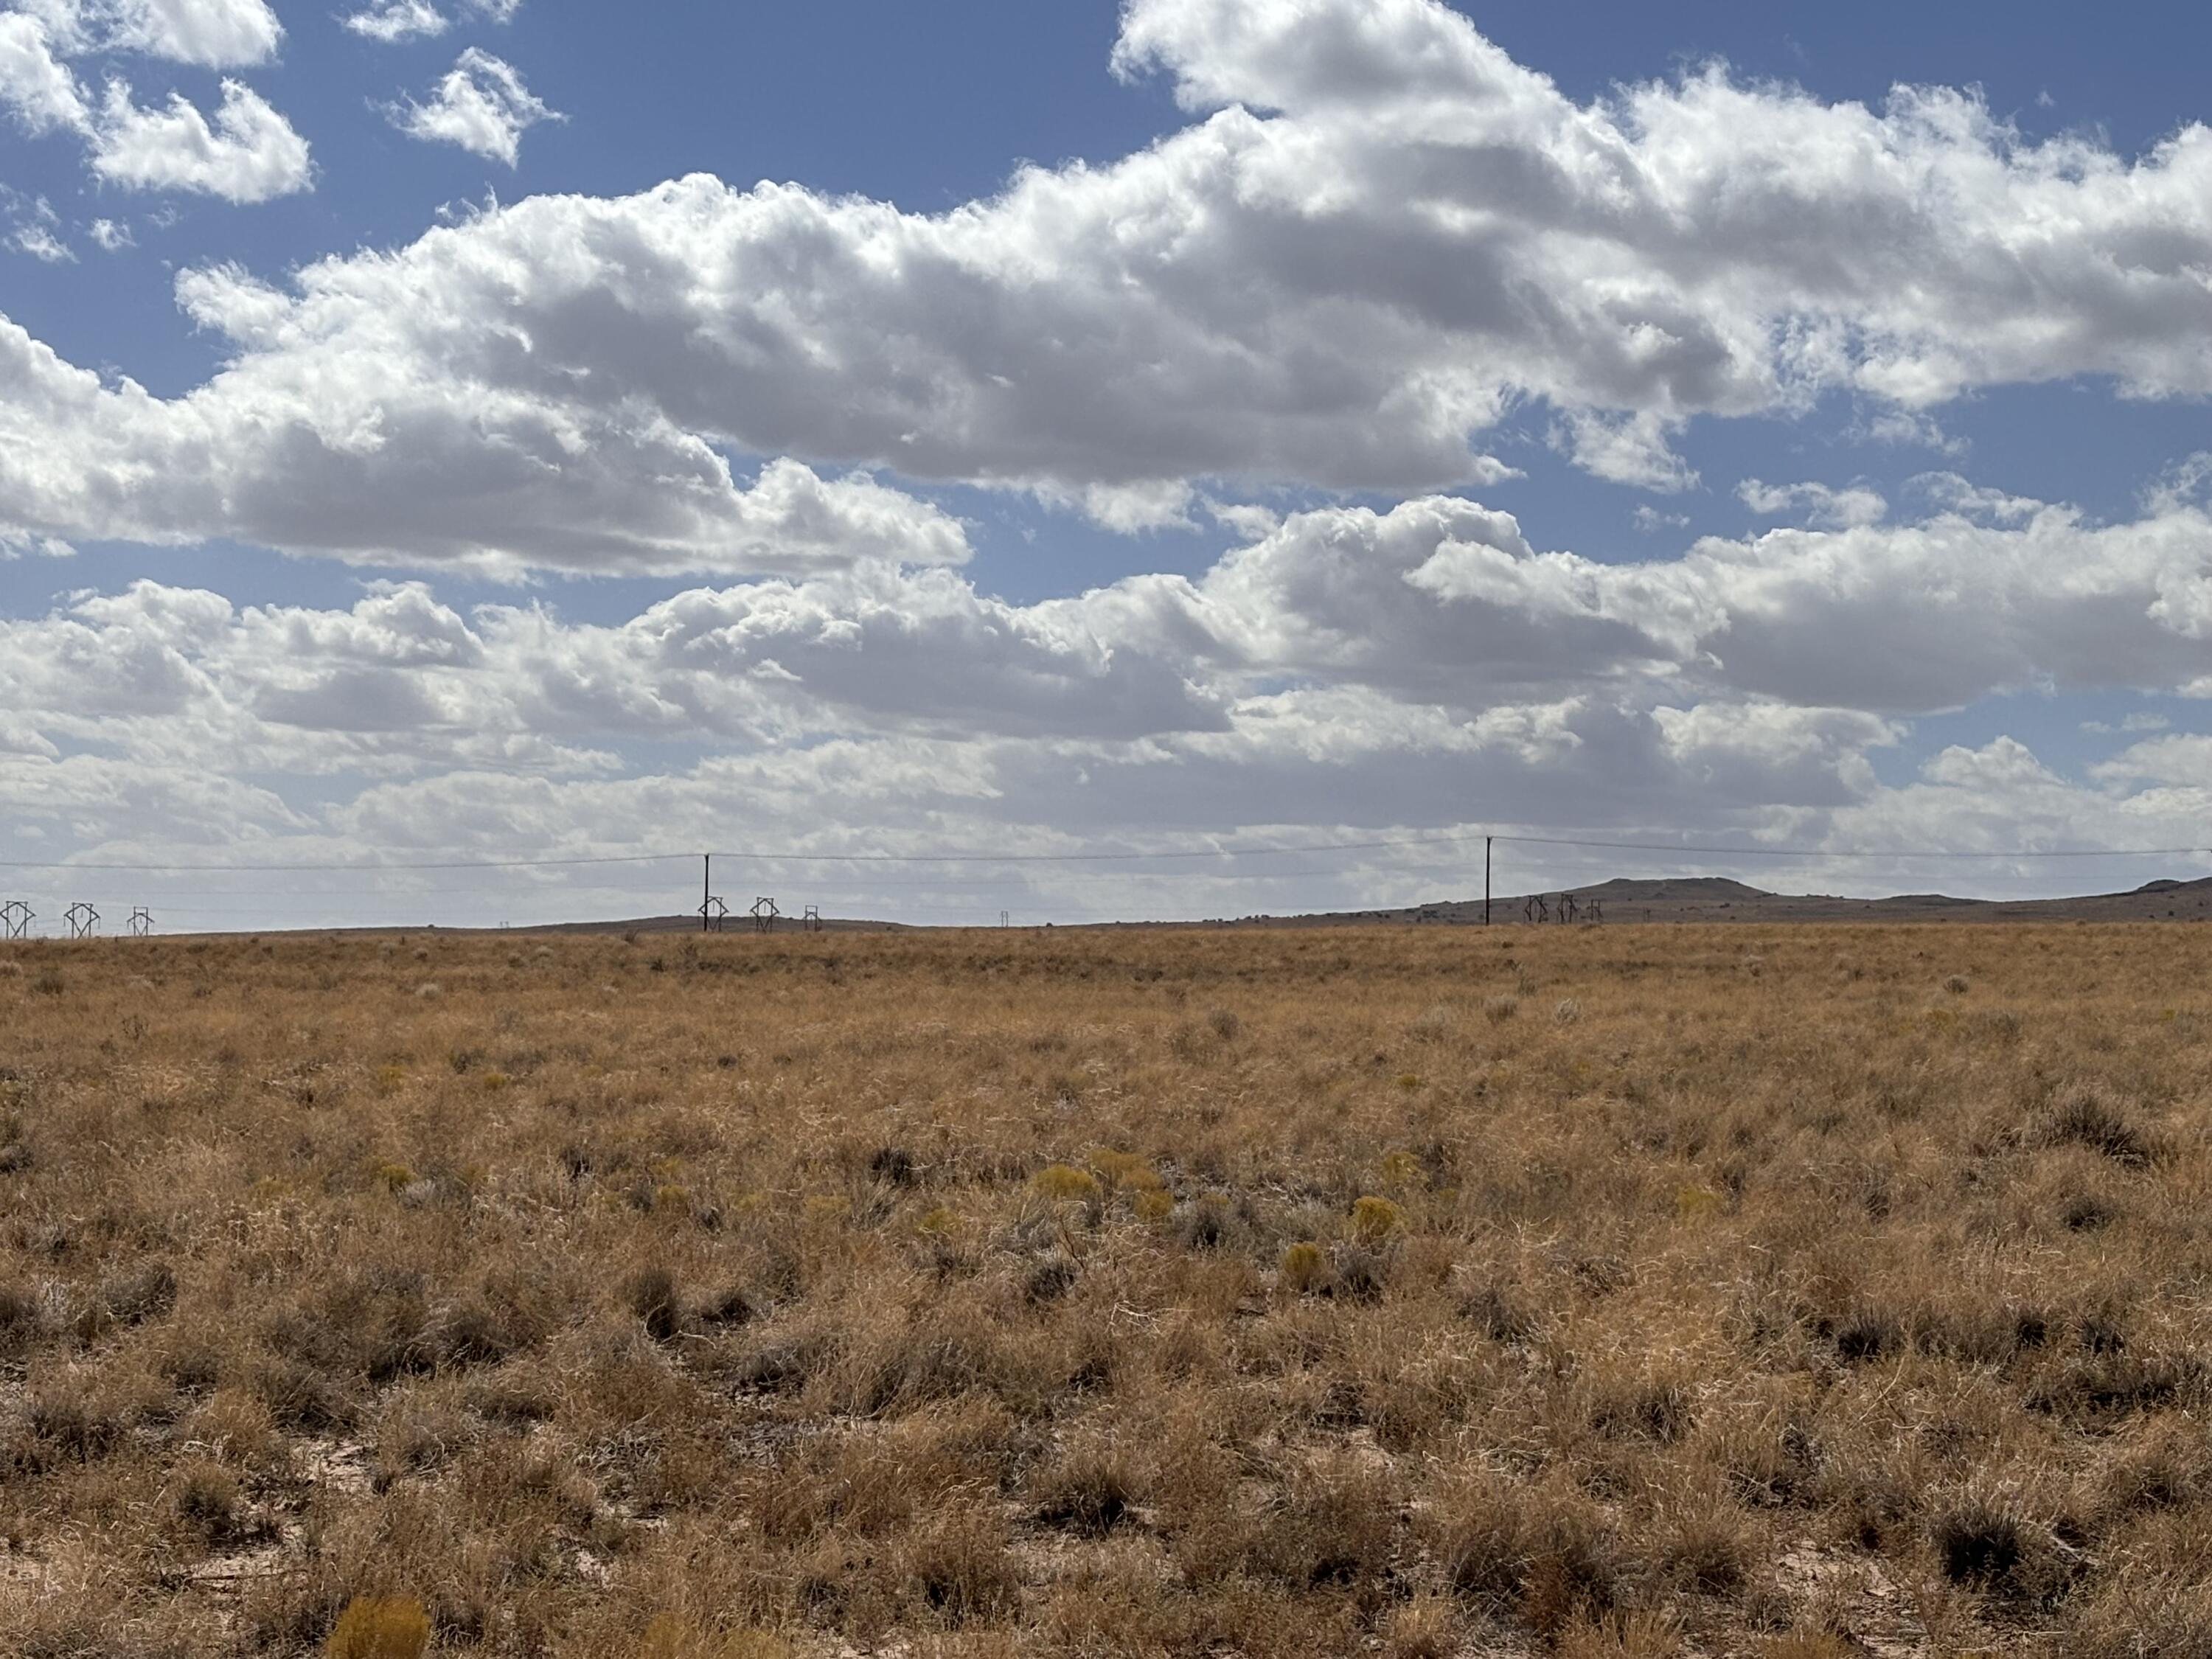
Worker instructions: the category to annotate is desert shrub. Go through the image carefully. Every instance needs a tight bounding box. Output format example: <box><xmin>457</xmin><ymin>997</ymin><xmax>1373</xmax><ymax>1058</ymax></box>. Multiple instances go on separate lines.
<box><xmin>1031</xmin><ymin>1442</ymin><xmax>1138</xmax><ymax>1536</ymax></box>
<box><xmin>0</xmin><ymin>1279</ymin><xmax>46</xmax><ymax>1353</ymax></box>
<box><xmin>1381</xmin><ymin>1596</ymin><xmax>1458</xmax><ymax>1658</ymax></box>
<box><xmin>1032</xmin><ymin>1163</ymin><xmax>1100</xmax><ymax>1202</ymax></box>
<box><xmin>27</xmin><ymin>1388</ymin><xmax>122</xmax><ymax>1462</ymax></box>
<box><xmin>869</xmin><ymin>1146</ymin><xmax>917</xmax><ymax>1186</ymax></box>
<box><xmin>1928</xmin><ymin>1484</ymin><xmax>2073</xmax><ymax>1610</ymax></box>
<box><xmin>2063</xmin><ymin>1190</ymin><xmax>2118</xmax><ymax>1231</ymax></box>
<box><xmin>2066</xmin><ymin>1582</ymin><xmax>2212</xmax><ymax>1659</ymax></box>
<box><xmin>1655</xmin><ymin>1497</ymin><xmax>1754</xmax><ymax>1596</ymax></box>
<box><xmin>175</xmin><ymin>1459</ymin><xmax>245</xmax><ymax>1540</ymax></box>
<box><xmin>101</xmin><ymin>1261</ymin><xmax>178</xmax><ymax>1327</ymax></box>
<box><xmin>2039</xmin><ymin>1092</ymin><xmax>2159</xmax><ymax>1166</ymax></box>
<box><xmin>1460</xmin><ymin>1283</ymin><xmax>1537</xmax><ymax>1343</ymax></box>
<box><xmin>894</xmin><ymin>1508</ymin><xmax>1019</xmax><ymax>1626</ymax></box>
<box><xmin>1024</xmin><ymin>1253</ymin><xmax>1079</xmax><ymax>1307</ymax></box>
<box><xmin>1174</xmin><ymin>1194</ymin><xmax>1233</xmax><ymax>1250</ymax></box>
<box><xmin>1279</xmin><ymin>1242</ymin><xmax>1329</xmax><ymax>1295</ymax></box>
<box><xmin>1242</xmin><ymin>1458</ymin><xmax>1398</xmax><ymax>1599</ymax></box>
<box><xmin>1831</xmin><ymin>1304</ymin><xmax>1902</xmax><ymax>1363</ymax></box>
<box><xmin>326</xmin><ymin>1596</ymin><xmax>430</xmax><ymax>1659</ymax></box>
<box><xmin>1589</xmin><ymin>1372</ymin><xmax>1694</xmax><ymax>1444</ymax></box>
<box><xmin>1349</xmin><ymin>1195</ymin><xmax>1403</xmax><ymax>1244</ymax></box>
<box><xmin>624</xmin><ymin>1267</ymin><xmax>681</xmax><ymax>1343</ymax></box>
<box><xmin>251</xmin><ymin>1357</ymin><xmax>355</xmax><ymax>1432</ymax></box>
<box><xmin>1133</xmin><ymin>1187</ymin><xmax>1175</xmax><ymax>1222</ymax></box>
<box><xmin>1407</xmin><ymin>1004</ymin><xmax>1458</xmax><ymax>1043</ymax></box>
<box><xmin>1332</xmin><ymin>1244</ymin><xmax>1390</xmax><ymax>1303</ymax></box>
<box><xmin>1428</xmin><ymin>1472</ymin><xmax>1628</xmax><ymax>1631</ymax></box>
<box><xmin>697</xmin><ymin>1284</ymin><xmax>757</xmax><ymax>1328</ymax></box>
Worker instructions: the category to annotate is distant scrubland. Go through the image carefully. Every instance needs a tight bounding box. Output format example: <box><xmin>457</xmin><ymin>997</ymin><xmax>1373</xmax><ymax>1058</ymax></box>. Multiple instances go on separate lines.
<box><xmin>2</xmin><ymin>923</ymin><xmax>2209</xmax><ymax>1657</ymax></box>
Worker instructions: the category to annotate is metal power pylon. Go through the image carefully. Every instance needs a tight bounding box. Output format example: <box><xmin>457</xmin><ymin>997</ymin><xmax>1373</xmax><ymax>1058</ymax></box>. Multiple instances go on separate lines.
<box><xmin>0</xmin><ymin>901</ymin><xmax>31</xmax><ymax>940</ymax></box>
<box><xmin>128</xmin><ymin>907</ymin><xmax>153</xmax><ymax>938</ymax></box>
<box><xmin>64</xmin><ymin>902</ymin><xmax>99</xmax><ymax>939</ymax></box>
<box><xmin>750</xmin><ymin>897</ymin><xmax>780</xmax><ymax>934</ymax></box>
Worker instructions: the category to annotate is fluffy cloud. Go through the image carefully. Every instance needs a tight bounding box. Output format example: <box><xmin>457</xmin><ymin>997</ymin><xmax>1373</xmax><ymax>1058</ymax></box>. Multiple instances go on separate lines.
<box><xmin>343</xmin><ymin>0</ymin><xmax>521</xmax><ymax>40</ymax></box>
<box><xmin>2</xmin><ymin>188</ymin><xmax>72</xmax><ymax>261</ymax></box>
<box><xmin>2</xmin><ymin>486</ymin><xmax>2206</xmax><ymax>887</ymax></box>
<box><xmin>89</xmin><ymin>76</ymin><xmax>310</xmax><ymax>200</ymax></box>
<box><xmin>1301</xmin><ymin>493</ymin><xmax>2212</xmax><ymax>714</ymax></box>
<box><xmin>1737</xmin><ymin>478</ymin><xmax>1888</xmax><ymax>530</ymax></box>
<box><xmin>12</xmin><ymin>222</ymin><xmax>72</xmax><ymax>260</ymax></box>
<box><xmin>0</xmin><ymin>0</ymin><xmax>303</xmax><ymax>201</ymax></box>
<box><xmin>4</xmin><ymin>0</ymin><xmax>2211</xmax><ymax>558</ymax></box>
<box><xmin>384</xmin><ymin>47</ymin><xmax>557</xmax><ymax>164</ymax></box>
<box><xmin>0</xmin><ymin>312</ymin><xmax>973</xmax><ymax>574</ymax></box>
<box><xmin>94</xmin><ymin>0</ymin><xmax>281</xmax><ymax>67</ymax></box>
<box><xmin>0</xmin><ymin>12</ymin><xmax>87</xmax><ymax>131</ymax></box>
<box><xmin>16</xmin><ymin>0</ymin><xmax>280</xmax><ymax>67</ymax></box>
<box><xmin>343</xmin><ymin>0</ymin><xmax>446</xmax><ymax>44</ymax></box>
<box><xmin>5</xmin><ymin>465</ymin><xmax>2209</xmax><ymax>751</ymax></box>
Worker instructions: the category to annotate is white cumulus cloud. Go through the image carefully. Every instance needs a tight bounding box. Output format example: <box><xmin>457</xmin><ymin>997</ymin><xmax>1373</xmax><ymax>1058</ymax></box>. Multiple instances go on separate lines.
<box><xmin>89</xmin><ymin>74</ymin><xmax>310</xmax><ymax>200</ymax></box>
<box><xmin>385</xmin><ymin>46</ymin><xmax>557</xmax><ymax>165</ymax></box>
<box><xmin>6</xmin><ymin>0</ymin><xmax>2212</xmax><ymax>556</ymax></box>
<box><xmin>342</xmin><ymin>0</ymin><xmax>448</xmax><ymax>44</ymax></box>
<box><xmin>1</xmin><ymin>0</ymin><xmax>304</xmax><ymax>199</ymax></box>
<box><xmin>12</xmin><ymin>222</ymin><xmax>72</xmax><ymax>260</ymax></box>
<box><xmin>0</xmin><ymin>11</ymin><xmax>88</xmax><ymax>131</ymax></box>
<box><xmin>97</xmin><ymin>0</ymin><xmax>281</xmax><ymax>67</ymax></box>
<box><xmin>1737</xmin><ymin>478</ymin><xmax>1889</xmax><ymax>530</ymax></box>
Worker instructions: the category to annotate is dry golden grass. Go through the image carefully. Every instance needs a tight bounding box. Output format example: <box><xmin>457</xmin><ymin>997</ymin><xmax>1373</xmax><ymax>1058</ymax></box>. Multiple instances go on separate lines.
<box><xmin>0</xmin><ymin>921</ymin><xmax>2208</xmax><ymax>1656</ymax></box>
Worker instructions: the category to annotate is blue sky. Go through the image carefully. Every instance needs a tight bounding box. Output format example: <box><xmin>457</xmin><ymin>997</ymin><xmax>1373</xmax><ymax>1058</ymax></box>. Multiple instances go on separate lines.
<box><xmin>1</xmin><ymin>0</ymin><xmax>2209</xmax><ymax>930</ymax></box>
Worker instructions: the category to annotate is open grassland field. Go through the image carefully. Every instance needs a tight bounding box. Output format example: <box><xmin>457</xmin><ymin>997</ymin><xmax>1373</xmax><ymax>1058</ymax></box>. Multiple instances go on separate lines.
<box><xmin>4</xmin><ymin>926</ymin><xmax>2212</xmax><ymax>1659</ymax></box>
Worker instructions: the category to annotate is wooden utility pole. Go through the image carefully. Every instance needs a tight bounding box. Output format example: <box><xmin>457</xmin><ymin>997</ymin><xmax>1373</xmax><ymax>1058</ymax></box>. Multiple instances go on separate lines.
<box><xmin>1484</xmin><ymin>837</ymin><xmax>1492</xmax><ymax>925</ymax></box>
<box><xmin>702</xmin><ymin>854</ymin><xmax>711</xmax><ymax>934</ymax></box>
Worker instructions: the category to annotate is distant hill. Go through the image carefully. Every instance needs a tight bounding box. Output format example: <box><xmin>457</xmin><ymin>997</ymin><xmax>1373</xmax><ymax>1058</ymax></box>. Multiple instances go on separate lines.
<box><xmin>515</xmin><ymin>874</ymin><xmax>2212</xmax><ymax>935</ymax></box>
<box><xmin>1208</xmin><ymin>874</ymin><xmax>2212</xmax><ymax>928</ymax></box>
